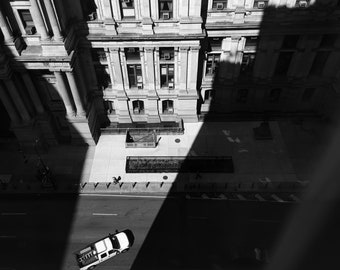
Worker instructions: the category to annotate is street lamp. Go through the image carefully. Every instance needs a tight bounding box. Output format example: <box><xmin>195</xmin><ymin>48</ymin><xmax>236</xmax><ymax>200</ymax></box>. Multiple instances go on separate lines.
<box><xmin>34</xmin><ymin>138</ymin><xmax>54</xmax><ymax>188</ymax></box>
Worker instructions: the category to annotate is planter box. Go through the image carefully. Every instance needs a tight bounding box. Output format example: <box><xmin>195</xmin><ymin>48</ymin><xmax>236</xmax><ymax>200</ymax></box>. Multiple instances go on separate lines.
<box><xmin>125</xmin><ymin>130</ymin><xmax>157</xmax><ymax>148</ymax></box>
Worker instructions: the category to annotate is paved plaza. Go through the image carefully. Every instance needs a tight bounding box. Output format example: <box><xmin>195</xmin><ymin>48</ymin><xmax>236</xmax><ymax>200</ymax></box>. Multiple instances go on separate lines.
<box><xmin>89</xmin><ymin>121</ymin><xmax>297</xmax><ymax>184</ymax></box>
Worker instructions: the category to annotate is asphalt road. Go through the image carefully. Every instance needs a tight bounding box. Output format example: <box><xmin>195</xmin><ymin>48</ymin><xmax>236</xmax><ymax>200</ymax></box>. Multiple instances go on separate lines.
<box><xmin>0</xmin><ymin>194</ymin><xmax>294</xmax><ymax>270</ymax></box>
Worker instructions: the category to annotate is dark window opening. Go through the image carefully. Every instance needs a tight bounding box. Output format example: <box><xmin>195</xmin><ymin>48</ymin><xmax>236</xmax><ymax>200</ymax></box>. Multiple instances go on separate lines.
<box><xmin>18</xmin><ymin>9</ymin><xmax>36</xmax><ymax>35</ymax></box>
<box><xmin>132</xmin><ymin>100</ymin><xmax>144</xmax><ymax>114</ymax></box>
<box><xmin>282</xmin><ymin>35</ymin><xmax>299</xmax><ymax>49</ymax></box>
<box><xmin>125</xmin><ymin>48</ymin><xmax>140</xmax><ymax>61</ymax></box>
<box><xmin>206</xmin><ymin>54</ymin><xmax>220</xmax><ymax>76</ymax></box>
<box><xmin>120</xmin><ymin>0</ymin><xmax>135</xmax><ymax>18</ymax></box>
<box><xmin>204</xmin><ymin>90</ymin><xmax>214</xmax><ymax>103</ymax></box>
<box><xmin>245</xmin><ymin>36</ymin><xmax>259</xmax><ymax>51</ymax></box>
<box><xmin>253</xmin><ymin>0</ymin><xmax>269</xmax><ymax>9</ymax></box>
<box><xmin>269</xmin><ymin>88</ymin><xmax>281</xmax><ymax>103</ymax></box>
<box><xmin>274</xmin><ymin>52</ymin><xmax>293</xmax><ymax>75</ymax></box>
<box><xmin>309</xmin><ymin>51</ymin><xmax>330</xmax><ymax>75</ymax></box>
<box><xmin>159</xmin><ymin>0</ymin><xmax>173</xmax><ymax>19</ymax></box>
<box><xmin>127</xmin><ymin>64</ymin><xmax>142</xmax><ymax>88</ymax></box>
<box><xmin>319</xmin><ymin>35</ymin><xmax>337</xmax><ymax>49</ymax></box>
<box><xmin>160</xmin><ymin>64</ymin><xmax>174</xmax><ymax>88</ymax></box>
<box><xmin>240</xmin><ymin>54</ymin><xmax>256</xmax><ymax>76</ymax></box>
<box><xmin>160</xmin><ymin>48</ymin><xmax>174</xmax><ymax>61</ymax></box>
<box><xmin>236</xmin><ymin>89</ymin><xmax>248</xmax><ymax>103</ymax></box>
<box><xmin>295</xmin><ymin>0</ymin><xmax>310</xmax><ymax>8</ymax></box>
<box><xmin>212</xmin><ymin>0</ymin><xmax>228</xmax><ymax>10</ymax></box>
<box><xmin>209</xmin><ymin>38</ymin><xmax>223</xmax><ymax>51</ymax></box>
<box><xmin>162</xmin><ymin>100</ymin><xmax>174</xmax><ymax>114</ymax></box>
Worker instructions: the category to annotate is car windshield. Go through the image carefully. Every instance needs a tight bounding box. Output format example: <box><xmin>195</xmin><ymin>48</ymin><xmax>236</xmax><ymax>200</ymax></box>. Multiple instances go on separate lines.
<box><xmin>110</xmin><ymin>236</ymin><xmax>120</xmax><ymax>249</ymax></box>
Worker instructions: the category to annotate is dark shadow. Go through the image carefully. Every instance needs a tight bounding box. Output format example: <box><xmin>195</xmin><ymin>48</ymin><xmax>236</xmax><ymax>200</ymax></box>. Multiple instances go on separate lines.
<box><xmin>0</xmin><ymin>1</ymin><xmax>96</xmax><ymax>270</ymax></box>
<box><xmin>130</xmin><ymin>1</ymin><xmax>340</xmax><ymax>270</ymax></box>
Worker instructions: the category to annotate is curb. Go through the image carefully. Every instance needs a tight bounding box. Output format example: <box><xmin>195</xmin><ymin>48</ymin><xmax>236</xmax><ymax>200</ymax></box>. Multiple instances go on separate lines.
<box><xmin>0</xmin><ymin>180</ymin><xmax>308</xmax><ymax>195</ymax></box>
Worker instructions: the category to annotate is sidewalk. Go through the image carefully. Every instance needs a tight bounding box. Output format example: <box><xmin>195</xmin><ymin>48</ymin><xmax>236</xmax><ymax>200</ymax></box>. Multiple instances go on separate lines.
<box><xmin>89</xmin><ymin>121</ymin><xmax>297</xmax><ymax>184</ymax></box>
<box><xmin>1</xmin><ymin>119</ymin><xmax>326</xmax><ymax>194</ymax></box>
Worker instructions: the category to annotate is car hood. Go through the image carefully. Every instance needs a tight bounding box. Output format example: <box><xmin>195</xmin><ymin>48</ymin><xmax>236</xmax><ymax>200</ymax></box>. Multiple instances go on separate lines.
<box><xmin>116</xmin><ymin>232</ymin><xmax>130</xmax><ymax>249</ymax></box>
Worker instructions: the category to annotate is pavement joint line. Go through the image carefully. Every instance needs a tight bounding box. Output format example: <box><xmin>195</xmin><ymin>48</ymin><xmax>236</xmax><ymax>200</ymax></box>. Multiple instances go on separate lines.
<box><xmin>92</xmin><ymin>213</ymin><xmax>118</xmax><ymax>216</ymax></box>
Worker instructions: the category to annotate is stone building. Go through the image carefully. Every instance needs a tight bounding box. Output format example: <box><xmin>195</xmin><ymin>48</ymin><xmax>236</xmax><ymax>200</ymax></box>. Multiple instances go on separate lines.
<box><xmin>0</xmin><ymin>0</ymin><xmax>339</xmax><ymax>148</ymax></box>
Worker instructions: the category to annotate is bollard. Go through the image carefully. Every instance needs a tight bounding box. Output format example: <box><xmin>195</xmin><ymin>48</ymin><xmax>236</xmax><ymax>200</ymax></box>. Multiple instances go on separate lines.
<box><xmin>80</xmin><ymin>182</ymin><xmax>87</xmax><ymax>189</ymax></box>
<box><xmin>160</xmin><ymin>182</ymin><xmax>164</xmax><ymax>188</ymax></box>
<box><xmin>106</xmin><ymin>182</ymin><xmax>111</xmax><ymax>188</ymax></box>
<box><xmin>119</xmin><ymin>182</ymin><xmax>123</xmax><ymax>188</ymax></box>
<box><xmin>133</xmin><ymin>182</ymin><xmax>137</xmax><ymax>188</ymax></box>
<box><xmin>94</xmin><ymin>182</ymin><xmax>99</xmax><ymax>189</ymax></box>
<box><xmin>146</xmin><ymin>182</ymin><xmax>150</xmax><ymax>188</ymax></box>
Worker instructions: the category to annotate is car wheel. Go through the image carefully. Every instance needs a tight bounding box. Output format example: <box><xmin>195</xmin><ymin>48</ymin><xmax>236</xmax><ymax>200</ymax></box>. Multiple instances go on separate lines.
<box><xmin>122</xmin><ymin>249</ymin><xmax>129</xmax><ymax>253</ymax></box>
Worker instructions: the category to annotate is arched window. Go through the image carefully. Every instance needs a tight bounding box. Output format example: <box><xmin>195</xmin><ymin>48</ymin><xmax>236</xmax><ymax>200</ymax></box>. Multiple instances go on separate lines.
<box><xmin>162</xmin><ymin>100</ymin><xmax>174</xmax><ymax>114</ymax></box>
<box><xmin>132</xmin><ymin>100</ymin><xmax>144</xmax><ymax>114</ymax></box>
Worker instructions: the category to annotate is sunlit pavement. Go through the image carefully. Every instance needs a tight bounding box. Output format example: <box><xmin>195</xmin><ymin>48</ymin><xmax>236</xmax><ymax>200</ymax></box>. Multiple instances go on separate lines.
<box><xmin>89</xmin><ymin>121</ymin><xmax>297</xmax><ymax>184</ymax></box>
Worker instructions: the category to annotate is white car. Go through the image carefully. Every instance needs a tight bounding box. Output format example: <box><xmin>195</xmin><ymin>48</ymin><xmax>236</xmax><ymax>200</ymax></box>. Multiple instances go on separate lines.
<box><xmin>74</xmin><ymin>229</ymin><xmax>134</xmax><ymax>270</ymax></box>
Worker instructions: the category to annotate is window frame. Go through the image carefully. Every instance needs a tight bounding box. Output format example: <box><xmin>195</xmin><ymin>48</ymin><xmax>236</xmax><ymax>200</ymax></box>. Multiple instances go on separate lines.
<box><xmin>205</xmin><ymin>53</ymin><xmax>220</xmax><ymax>76</ymax></box>
<box><xmin>159</xmin><ymin>0</ymin><xmax>173</xmax><ymax>20</ymax></box>
<box><xmin>132</xmin><ymin>100</ymin><xmax>144</xmax><ymax>114</ymax></box>
<box><xmin>162</xmin><ymin>100</ymin><xmax>174</xmax><ymax>114</ymax></box>
<box><xmin>119</xmin><ymin>0</ymin><xmax>136</xmax><ymax>19</ymax></box>
<box><xmin>127</xmin><ymin>64</ymin><xmax>143</xmax><ymax>89</ymax></box>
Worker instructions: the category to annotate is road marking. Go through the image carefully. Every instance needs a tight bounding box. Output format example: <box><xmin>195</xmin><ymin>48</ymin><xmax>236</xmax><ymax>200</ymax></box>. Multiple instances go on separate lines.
<box><xmin>80</xmin><ymin>193</ymin><xmax>172</xmax><ymax>199</ymax></box>
<box><xmin>251</xmin><ymin>219</ymin><xmax>280</xmax><ymax>223</ymax></box>
<box><xmin>1</xmin><ymin>212</ymin><xmax>27</xmax><ymax>216</ymax></box>
<box><xmin>92</xmin><ymin>213</ymin><xmax>118</xmax><ymax>216</ymax></box>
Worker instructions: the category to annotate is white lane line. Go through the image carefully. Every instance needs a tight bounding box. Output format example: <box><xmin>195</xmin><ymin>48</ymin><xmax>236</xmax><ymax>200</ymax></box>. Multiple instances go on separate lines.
<box><xmin>251</xmin><ymin>219</ymin><xmax>280</xmax><ymax>223</ymax></box>
<box><xmin>80</xmin><ymin>193</ymin><xmax>171</xmax><ymax>199</ymax></box>
<box><xmin>92</xmin><ymin>213</ymin><xmax>118</xmax><ymax>216</ymax></box>
<box><xmin>1</xmin><ymin>213</ymin><xmax>27</xmax><ymax>216</ymax></box>
<box><xmin>0</xmin><ymin>235</ymin><xmax>17</xmax><ymax>238</ymax></box>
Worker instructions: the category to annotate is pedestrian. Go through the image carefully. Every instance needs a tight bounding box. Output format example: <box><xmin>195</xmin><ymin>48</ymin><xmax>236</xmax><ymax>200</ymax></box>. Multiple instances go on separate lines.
<box><xmin>113</xmin><ymin>176</ymin><xmax>121</xmax><ymax>184</ymax></box>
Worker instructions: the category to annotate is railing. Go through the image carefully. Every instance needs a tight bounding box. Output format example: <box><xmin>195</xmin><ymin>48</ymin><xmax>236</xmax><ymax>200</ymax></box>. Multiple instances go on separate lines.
<box><xmin>125</xmin><ymin>156</ymin><xmax>234</xmax><ymax>173</ymax></box>
<box><xmin>101</xmin><ymin>120</ymin><xmax>184</xmax><ymax>135</ymax></box>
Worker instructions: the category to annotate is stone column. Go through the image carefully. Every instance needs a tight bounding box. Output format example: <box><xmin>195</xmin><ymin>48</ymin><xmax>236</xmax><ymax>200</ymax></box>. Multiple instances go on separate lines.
<box><xmin>29</xmin><ymin>0</ymin><xmax>49</xmax><ymax>40</ymax></box>
<box><xmin>73</xmin><ymin>58</ymin><xmax>88</xmax><ymax>104</ymax></box>
<box><xmin>66</xmin><ymin>71</ymin><xmax>86</xmax><ymax>116</ymax></box>
<box><xmin>43</xmin><ymin>0</ymin><xmax>63</xmax><ymax>40</ymax></box>
<box><xmin>0</xmin><ymin>7</ymin><xmax>13</xmax><ymax>41</ymax></box>
<box><xmin>188</xmin><ymin>46</ymin><xmax>200</xmax><ymax>91</ymax></box>
<box><xmin>0</xmin><ymin>83</ymin><xmax>21</xmax><ymax>124</ymax></box>
<box><xmin>144</xmin><ymin>47</ymin><xmax>156</xmax><ymax>90</ymax></box>
<box><xmin>110</xmin><ymin>48</ymin><xmax>124</xmax><ymax>90</ymax></box>
<box><xmin>179</xmin><ymin>47</ymin><xmax>189</xmax><ymax>90</ymax></box>
<box><xmin>54</xmin><ymin>71</ymin><xmax>75</xmax><ymax>117</ymax></box>
<box><xmin>179</xmin><ymin>0</ymin><xmax>189</xmax><ymax>17</ymax></box>
<box><xmin>21</xmin><ymin>72</ymin><xmax>44</xmax><ymax>114</ymax></box>
<box><xmin>3</xmin><ymin>79</ymin><xmax>31</xmax><ymax>122</ymax></box>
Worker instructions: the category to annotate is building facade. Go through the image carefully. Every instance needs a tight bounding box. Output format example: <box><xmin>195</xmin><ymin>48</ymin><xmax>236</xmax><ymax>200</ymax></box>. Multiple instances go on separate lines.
<box><xmin>0</xmin><ymin>0</ymin><xmax>339</xmax><ymax>148</ymax></box>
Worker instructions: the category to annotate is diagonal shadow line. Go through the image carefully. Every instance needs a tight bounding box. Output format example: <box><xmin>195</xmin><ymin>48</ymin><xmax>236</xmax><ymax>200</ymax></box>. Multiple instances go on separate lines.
<box><xmin>130</xmin><ymin>2</ymin><xmax>340</xmax><ymax>270</ymax></box>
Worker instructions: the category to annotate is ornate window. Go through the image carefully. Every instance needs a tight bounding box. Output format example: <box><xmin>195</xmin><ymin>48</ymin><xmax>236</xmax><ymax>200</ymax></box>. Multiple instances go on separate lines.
<box><xmin>159</xmin><ymin>0</ymin><xmax>173</xmax><ymax>20</ymax></box>
<box><xmin>132</xmin><ymin>100</ymin><xmax>144</xmax><ymax>114</ymax></box>
<box><xmin>120</xmin><ymin>0</ymin><xmax>135</xmax><ymax>18</ymax></box>
<box><xmin>127</xmin><ymin>64</ymin><xmax>143</xmax><ymax>89</ymax></box>
<box><xmin>206</xmin><ymin>54</ymin><xmax>220</xmax><ymax>76</ymax></box>
<box><xmin>162</xmin><ymin>100</ymin><xmax>174</xmax><ymax>114</ymax></box>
